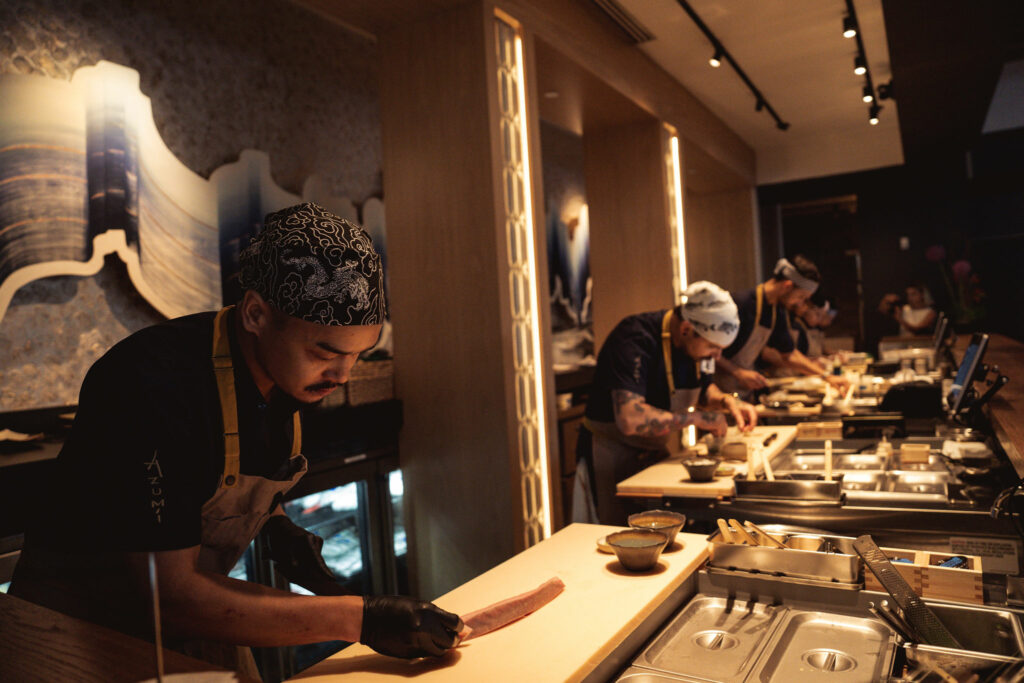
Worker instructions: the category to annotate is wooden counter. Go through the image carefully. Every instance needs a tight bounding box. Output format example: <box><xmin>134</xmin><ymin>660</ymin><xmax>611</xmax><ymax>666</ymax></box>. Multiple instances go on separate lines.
<box><xmin>0</xmin><ymin>591</ymin><xmax>244</xmax><ymax>682</ymax></box>
<box><xmin>616</xmin><ymin>426</ymin><xmax>796</xmax><ymax>499</ymax></box>
<box><xmin>290</xmin><ymin>523</ymin><xmax>709</xmax><ymax>682</ymax></box>
<box><xmin>959</xmin><ymin>334</ymin><xmax>1024</xmax><ymax>476</ymax></box>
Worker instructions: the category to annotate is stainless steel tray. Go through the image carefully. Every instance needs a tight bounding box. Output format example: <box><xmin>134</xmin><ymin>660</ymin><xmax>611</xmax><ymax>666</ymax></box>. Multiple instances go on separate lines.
<box><xmin>708</xmin><ymin>531</ymin><xmax>861</xmax><ymax>584</ymax></box>
<box><xmin>632</xmin><ymin>596</ymin><xmax>786</xmax><ymax>682</ymax></box>
<box><xmin>733</xmin><ymin>477</ymin><xmax>844</xmax><ymax>503</ymax></box>
<box><xmin>747</xmin><ymin>610</ymin><xmax>895</xmax><ymax>682</ymax></box>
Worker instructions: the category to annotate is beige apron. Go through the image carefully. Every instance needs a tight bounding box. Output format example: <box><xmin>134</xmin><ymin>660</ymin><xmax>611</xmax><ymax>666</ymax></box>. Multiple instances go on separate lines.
<box><xmin>179</xmin><ymin>306</ymin><xmax>307</xmax><ymax>678</ymax></box>
<box><xmin>714</xmin><ymin>284</ymin><xmax>776</xmax><ymax>394</ymax></box>
<box><xmin>572</xmin><ymin>311</ymin><xmax>703</xmax><ymax>524</ymax></box>
<box><xmin>11</xmin><ymin>306</ymin><xmax>307</xmax><ymax>681</ymax></box>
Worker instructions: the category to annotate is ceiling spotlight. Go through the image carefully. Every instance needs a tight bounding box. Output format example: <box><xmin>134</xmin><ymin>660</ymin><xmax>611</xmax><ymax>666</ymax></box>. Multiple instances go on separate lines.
<box><xmin>869</xmin><ymin>105</ymin><xmax>880</xmax><ymax>125</ymax></box>
<box><xmin>843</xmin><ymin>16</ymin><xmax>857</xmax><ymax>38</ymax></box>
<box><xmin>862</xmin><ymin>85</ymin><xmax>874</xmax><ymax>103</ymax></box>
<box><xmin>854</xmin><ymin>56</ymin><xmax>866</xmax><ymax>76</ymax></box>
<box><xmin>755</xmin><ymin>99</ymin><xmax>765</xmax><ymax>112</ymax></box>
<box><xmin>777</xmin><ymin>121</ymin><xmax>790</xmax><ymax>131</ymax></box>
<box><xmin>878</xmin><ymin>81</ymin><xmax>893</xmax><ymax>100</ymax></box>
<box><xmin>709</xmin><ymin>49</ymin><xmax>723</xmax><ymax>68</ymax></box>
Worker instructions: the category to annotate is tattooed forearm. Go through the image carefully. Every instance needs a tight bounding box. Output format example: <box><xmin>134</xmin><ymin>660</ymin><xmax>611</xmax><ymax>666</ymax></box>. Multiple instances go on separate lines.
<box><xmin>612</xmin><ymin>390</ymin><xmax>687</xmax><ymax>437</ymax></box>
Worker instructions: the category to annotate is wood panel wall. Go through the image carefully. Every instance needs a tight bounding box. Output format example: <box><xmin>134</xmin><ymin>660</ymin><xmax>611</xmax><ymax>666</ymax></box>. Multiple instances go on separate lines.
<box><xmin>584</xmin><ymin>120</ymin><xmax>676</xmax><ymax>348</ymax></box>
<box><xmin>379</xmin><ymin>2</ymin><xmax>519</xmax><ymax>599</ymax></box>
<box><xmin>683</xmin><ymin>187</ymin><xmax>760</xmax><ymax>293</ymax></box>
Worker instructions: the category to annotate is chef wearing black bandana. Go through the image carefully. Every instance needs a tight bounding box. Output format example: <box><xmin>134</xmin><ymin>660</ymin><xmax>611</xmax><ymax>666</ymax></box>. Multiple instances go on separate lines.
<box><xmin>11</xmin><ymin>203</ymin><xmax>463</xmax><ymax>677</ymax></box>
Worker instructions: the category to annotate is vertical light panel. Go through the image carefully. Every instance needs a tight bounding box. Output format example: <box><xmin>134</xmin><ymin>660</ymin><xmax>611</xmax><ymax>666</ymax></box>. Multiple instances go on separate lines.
<box><xmin>664</xmin><ymin>128</ymin><xmax>688</xmax><ymax>298</ymax></box>
<box><xmin>494</xmin><ymin>12</ymin><xmax>551</xmax><ymax>546</ymax></box>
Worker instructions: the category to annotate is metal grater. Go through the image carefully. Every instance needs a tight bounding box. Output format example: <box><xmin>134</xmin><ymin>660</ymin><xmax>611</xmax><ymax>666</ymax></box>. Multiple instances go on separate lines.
<box><xmin>853</xmin><ymin>535</ymin><xmax>962</xmax><ymax>649</ymax></box>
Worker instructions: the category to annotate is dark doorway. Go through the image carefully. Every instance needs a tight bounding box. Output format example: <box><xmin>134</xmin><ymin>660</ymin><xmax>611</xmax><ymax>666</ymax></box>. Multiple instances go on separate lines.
<box><xmin>779</xmin><ymin>197</ymin><xmax>863</xmax><ymax>348</ymax></box>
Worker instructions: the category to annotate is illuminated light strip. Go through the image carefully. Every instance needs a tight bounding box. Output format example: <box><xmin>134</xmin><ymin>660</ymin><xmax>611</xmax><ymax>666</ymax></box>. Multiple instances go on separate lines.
<box><xmin>494</xmin><ymin>11</ymin><xmax>552</xmax><ymax>544</ymax></box>
<box><xmin>513</xmin><ymin>31</ymin><xmax>552</xmax><ymax>541</ymax></box>
<box><xmin>669</xmin><ymin>135</ymin><xmax>688</xmax><ymax>293</ymax></box>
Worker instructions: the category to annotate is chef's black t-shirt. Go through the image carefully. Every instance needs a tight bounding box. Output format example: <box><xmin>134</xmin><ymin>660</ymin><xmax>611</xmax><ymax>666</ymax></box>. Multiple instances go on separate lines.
<box><xmin>585</xmin><ymin>311</ymin><xmax>710</xmax><ymax>423</ymax></box>
<box><xmin>27</xmin><ymin>310</ymin><xmax>299</xmax><ymax>553</ymax></box>
<box><xmin>722</xmin><ymin>287</ymin><xmax>796</xmax><ymax>360</ymax></box>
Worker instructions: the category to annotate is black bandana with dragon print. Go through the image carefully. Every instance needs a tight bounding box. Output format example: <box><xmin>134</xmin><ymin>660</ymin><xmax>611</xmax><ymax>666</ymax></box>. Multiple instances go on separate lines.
<box><xmin>238</xmin><ymin>202</ymin><xmax>388</xmax><ymax>325</ymax></box>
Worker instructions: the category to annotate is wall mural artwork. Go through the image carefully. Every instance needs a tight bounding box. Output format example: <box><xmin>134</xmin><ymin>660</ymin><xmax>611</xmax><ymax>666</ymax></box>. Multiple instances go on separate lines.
<box><xmin>540</xmin><ymin>122</ymin><xmax>593</xmax><ymax>370</ymax></box>
<box><xmin>0</xmin><ymin>60</ymin><xmax>386</xmax><ymax>324</ymax></box>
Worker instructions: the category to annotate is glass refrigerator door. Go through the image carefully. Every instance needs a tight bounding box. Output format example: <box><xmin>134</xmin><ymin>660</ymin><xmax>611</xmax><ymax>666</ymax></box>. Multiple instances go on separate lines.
<box><xmin>282</xmin><ymin>482</ymin><xmax>373</xmax><ymax>596</ymax></box>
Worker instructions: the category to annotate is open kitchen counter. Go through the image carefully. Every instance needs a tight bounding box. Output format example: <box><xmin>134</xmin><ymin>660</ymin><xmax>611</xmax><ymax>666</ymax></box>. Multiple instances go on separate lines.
<box><xmin>289</xmin><ymin>523</ymin><xmax>709</xmax><ymax>682</ymax></box>
<box><xmin>616</xmin><ymin>426</ymin><xmax>796</xmax><ymax>499</ymax></box>
<box><xmin>956</xmin><ymin>334</ymin><xmax>1024</xmax><ymax>478</ymax></box>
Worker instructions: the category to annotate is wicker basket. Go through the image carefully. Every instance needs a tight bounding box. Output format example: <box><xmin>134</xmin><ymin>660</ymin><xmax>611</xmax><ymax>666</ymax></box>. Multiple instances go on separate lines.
<box><xmin>347</xmin><ymin>359</ymin><xmax>394</xmax><ymax>405</ymax></box>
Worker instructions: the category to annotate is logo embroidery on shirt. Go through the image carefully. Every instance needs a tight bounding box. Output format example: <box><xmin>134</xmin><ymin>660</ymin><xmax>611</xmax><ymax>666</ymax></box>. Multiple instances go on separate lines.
<box><xmin>145</xmin><ymin>450</ymin><xmax>165</xmax><ymax>524</ymax></box>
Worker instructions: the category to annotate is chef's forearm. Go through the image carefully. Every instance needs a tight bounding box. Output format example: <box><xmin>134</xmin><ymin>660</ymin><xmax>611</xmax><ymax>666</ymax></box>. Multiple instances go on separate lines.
<box><xmin>715</xmin><ymin>355</ymin><xmax>740</xmax><ymax>375</ymax></box>
<box><xmin>612</xmin><ymin>389</ymin><xmax>687</xmax><ymax>437</ymax></box>
<box><xmin>128</xmin><ymin>548</ymin><xmax>364</xmax><ymax>646</ymax></box>
<box><xmin>702</xmin><ymin>383</ymin><xmax>733</xmax><ymax>411</ymax></box>
<box><xmin>159</xmin><ymin>570</ymin><xmax>364</xmax><ymax>646</ymax></box>
<box><xmin>782</xmin><ymin>349</ymin><xmax>826</xmax><ymax>377</ymax></box>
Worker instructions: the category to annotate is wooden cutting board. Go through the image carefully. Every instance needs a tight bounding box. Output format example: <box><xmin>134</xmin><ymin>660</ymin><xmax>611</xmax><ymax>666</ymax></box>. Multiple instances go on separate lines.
<box><xmin>289</xmin><ymin>524</ymin><xmax>709</xmax><ymax>682</ymax></box>
<box><xmin>616</xmin><ymin>425</ymin><xmax>796</xmax><ymax>499</ymax></box>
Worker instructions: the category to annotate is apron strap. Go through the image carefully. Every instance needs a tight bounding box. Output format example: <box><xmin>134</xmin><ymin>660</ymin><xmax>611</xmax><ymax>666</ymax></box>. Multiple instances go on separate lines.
<box><xmin>755</xmin><ymin>283</ymin><xmax>777</xmax><ymax>333</ymax></box>
<box><xmin>660</xmin><ymin>310</ymin><xmax>676</xmax><ymax>394</ymax></box>
<box><xmin>212</xmin><ymin>307</ymin><xmax>241</xmax><ymax>489</ymax></box>
<box><xmin>661</xmin><ymin>310</ymin><xmax>702</xmax><ymax>395</ymax></box>
<box><xmin>211</xmin><ymin>306</ymin><xmax>304</xmax><ymax>488</ymax></box>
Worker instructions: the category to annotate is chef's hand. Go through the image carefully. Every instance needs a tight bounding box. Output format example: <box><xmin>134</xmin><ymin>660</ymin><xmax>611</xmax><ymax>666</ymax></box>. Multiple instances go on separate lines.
<box><xmin>734</xmin><ymin>369</ymin><xmax>768</xmax><ymax>390</ymax></box>
<box><xmin>361</xmin><ymin>595</ymin><xmax>465</xmax><ymax>658</ymax></box>
<box><xmin>724</xmin><ymin>396</ymin><xmax>758</xmax><ymax>432</ymax></box>
<box><xmin>824</xmin><ymin>374</ymin><xmax>851</xmax><ymax>393</ymax></box>
<box><xmin>687</xmin><ymin>410</ymin><xmax>728</xmax><ymax>437</ymax></box>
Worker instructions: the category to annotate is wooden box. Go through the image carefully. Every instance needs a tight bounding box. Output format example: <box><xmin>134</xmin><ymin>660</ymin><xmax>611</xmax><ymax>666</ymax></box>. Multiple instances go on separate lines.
<box><xmin>796</xmin><ymin>421</ymin><xmax>844</xmax><ymax>440</ymax></box>
<box><xmin>920</xmin><ymin>552</ymin><xmax>984</xmax><ymax>605</ymax></box>
<box><xmin>347</xmin><ymin>359</ymin><xmax>394</xmax><ymax>405</ymax></box>
<box><xmin>864</xmin><ymin>547</ymin><xmax>922</xmax><ymax>594</ymax></box>
<box><xmin>900</xmin><ymin>442</ymin><xmax>931</xmax><ymax>465</ymax></box>
<box><xmin>863</xmin><ymin>548</ymin><xmax>984</xmax><ymax>605</ymax></box>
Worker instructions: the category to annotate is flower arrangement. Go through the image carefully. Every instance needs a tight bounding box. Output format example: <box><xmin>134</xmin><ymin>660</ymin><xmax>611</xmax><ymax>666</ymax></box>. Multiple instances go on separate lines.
<box><xmin>926</xmin><ymin>244</ymin><xmax>986</xmax><ymax>328</ymax></box>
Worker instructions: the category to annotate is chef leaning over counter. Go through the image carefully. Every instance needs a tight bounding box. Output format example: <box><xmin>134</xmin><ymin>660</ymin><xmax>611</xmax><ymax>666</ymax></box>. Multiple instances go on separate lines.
<box><xmin>714</xmin><ymin>254</ymin><xmax>850</xmax><ymax>394</ymax></box>
<box><xmin>572</xmin><ymin>281</ymin><xmax>759</xmax><ymax>526</ymax></box>
<box><xmin>9</xmin><ymin>203</ymin><xmax>463</xmax><ymax>678</ymax></box>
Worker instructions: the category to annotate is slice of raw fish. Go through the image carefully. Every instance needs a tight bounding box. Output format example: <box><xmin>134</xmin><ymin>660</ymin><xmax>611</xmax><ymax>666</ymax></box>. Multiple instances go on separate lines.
<box><xmin>460</xmin><ymin>577</ymin><xmax>565</xmax><ymax>641</ymax></box>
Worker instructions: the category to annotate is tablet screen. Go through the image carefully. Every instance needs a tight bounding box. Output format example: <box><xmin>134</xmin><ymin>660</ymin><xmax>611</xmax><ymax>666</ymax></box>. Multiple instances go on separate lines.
<box><xmin>947</xmin><ymin>333</ymin><xmax>988</xmax><ymax>414</ymax></box>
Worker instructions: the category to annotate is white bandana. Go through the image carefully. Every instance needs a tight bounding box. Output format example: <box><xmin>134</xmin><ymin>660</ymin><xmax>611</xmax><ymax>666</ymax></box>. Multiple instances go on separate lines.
<box><xmin>774</xmin><ymin>258</ymin><xmax>819</xmax><ymax>294</ymax></box>
<box><xmin>678</xmin><ymin>281</ymin><xmax>739</xmax><ymax>347</ymax></box>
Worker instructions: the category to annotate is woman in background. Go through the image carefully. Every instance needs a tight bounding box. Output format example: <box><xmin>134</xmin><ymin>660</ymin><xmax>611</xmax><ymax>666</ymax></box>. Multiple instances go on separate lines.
<box><xmin>880</xmin><ymin>284</ymin><xmax>937</xmax><ymax>336</ymax></box>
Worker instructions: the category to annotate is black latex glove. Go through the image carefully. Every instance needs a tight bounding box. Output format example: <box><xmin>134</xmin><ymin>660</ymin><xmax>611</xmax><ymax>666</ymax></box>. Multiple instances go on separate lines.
<box><xmin>262</xmin><ymin>514</ymin><xmax>350</xmax><ymax>596</ymax></box>
<box><xmin>361</xmin><ymin>595</ymin><xmax>464</xmax><ymax>658</ymax></box>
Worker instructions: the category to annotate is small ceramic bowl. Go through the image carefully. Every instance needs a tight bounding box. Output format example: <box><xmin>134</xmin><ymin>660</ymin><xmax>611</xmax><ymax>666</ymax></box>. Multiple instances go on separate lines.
<box><xmin>606</xmin><ymin>529</ymin><xmax>669</xmax><ymax>571</ymax></box>
<box><xmin>682</xmin><ymin>457</ymin><xmax>719</xmax><ymax>483</ymax></box>
<box><xmin>628</xmin><ymin>509</ymin><xmax>687</xmax><ymax>545</ymax></box>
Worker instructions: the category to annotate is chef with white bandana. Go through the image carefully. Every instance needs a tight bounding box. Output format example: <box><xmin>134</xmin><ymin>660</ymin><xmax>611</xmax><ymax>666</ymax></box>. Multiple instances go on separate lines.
<box><xmin>11</xmin><ymin>203</ymin><xmax>463</xmax><ymax>678</ymax></box>
<box><xmin>572</xmin><ymin>281</ymin><xmax>758</xmax><ymax>525</ymax></box>
<box><xmin>715</xmin><ymin>255</ymin><xmax>850</xmax><ymax>395</ymax></box>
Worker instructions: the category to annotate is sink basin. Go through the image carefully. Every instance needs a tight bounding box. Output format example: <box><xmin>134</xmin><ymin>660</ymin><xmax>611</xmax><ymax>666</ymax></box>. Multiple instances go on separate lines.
<box><xmin>748</xmin><ymin>611</ymin><xmax>894</xmax><ymax>682</ymax></box>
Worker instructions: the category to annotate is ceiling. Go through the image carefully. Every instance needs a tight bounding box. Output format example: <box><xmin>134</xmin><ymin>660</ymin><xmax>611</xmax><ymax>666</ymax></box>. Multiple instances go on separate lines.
<box><xmin>612</xmin><ymin>0</ymin><xmax>1024</xmax><ymax>186</ymax></box>
<box><xmin>294</xmin><ymin>0</ymin><xmax>1024</xmax><ymax>186</ymax></box>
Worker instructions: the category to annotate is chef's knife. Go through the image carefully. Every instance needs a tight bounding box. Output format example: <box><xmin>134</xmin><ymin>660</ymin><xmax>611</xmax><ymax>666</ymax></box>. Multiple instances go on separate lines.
<box><xmin>853</xmin><ymin>535</ymin><xmax>961</xmax><ymax>649</ymax></box>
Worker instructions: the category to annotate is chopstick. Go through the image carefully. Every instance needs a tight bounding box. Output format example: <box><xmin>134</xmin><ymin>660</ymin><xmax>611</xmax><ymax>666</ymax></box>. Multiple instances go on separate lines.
<box><xmin>761</xmin><ymin>446</ymin><xmax>775</xmax><ymax>481</ymax></box>
<box><xmin>744</xmin><ymin>520</ymin><xmax>787</xmax><ymax>549</ymax></box>
<box><xmin>716</xmin><ymin>518</ymin><xmax>734</xmax><ymax>544</ymax></box>
<box><xmin>728</xmin><ymin>518</ymin><xmax>758</xmax><ymax>546</ymax></box>
<box><xmin>824</xmin><ymin>439</ymin><xmax>833</xmax><ymax>482</ymax></box>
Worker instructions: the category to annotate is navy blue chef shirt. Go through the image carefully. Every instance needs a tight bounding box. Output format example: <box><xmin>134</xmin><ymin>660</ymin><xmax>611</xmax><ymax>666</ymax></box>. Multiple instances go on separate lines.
<box><xmin>722</xmin><ymin>288</ymin><xmax>796</xmax><ymax>360</ymax></box>
<box><xmin>25</xmin><ymin>309</ymin><xmax>300</xmax><ymax>553</ymax></box>
<box><xmin>585</xmin><ymin>311</ymin><xmax>710</xmax><ymax>423</ymax></box>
